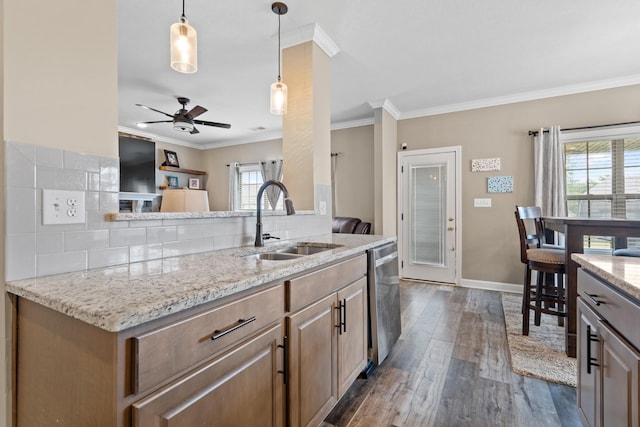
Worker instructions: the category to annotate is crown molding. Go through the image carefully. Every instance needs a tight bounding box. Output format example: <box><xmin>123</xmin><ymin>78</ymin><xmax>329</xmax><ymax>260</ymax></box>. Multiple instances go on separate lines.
<box><xmin>331</xmin><ymin>117</ymin><xmax>375</xmax><ymax>131</ymax></box>
<box><xmin>368</xmin><ymin>99</ymin><xmax>400</xmax><ymax>120</ymax></box>
<box><xmin>200</xmin><ymin>129</ymin><xmax>284</xmax><ymax>149</ymax></box>
<box><xmin>399</xmin><ymin>74</ymin><xmax>640</xmax><ymax>120</ymax></box>
<box><xmin>281</xmin><ymin>23</ymin><xmax>340</xmax><ymax>58</ymax></box>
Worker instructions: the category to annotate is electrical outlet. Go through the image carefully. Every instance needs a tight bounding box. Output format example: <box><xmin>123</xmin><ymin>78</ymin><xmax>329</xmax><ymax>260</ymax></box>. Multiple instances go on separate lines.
<box><xmin>474</xmin><ymin>198</ymin><xmax>492</xmax><ymax>208</ymax></box>
<box><xmin>42</xmin><ymin>190</ymin><xmax>85</xmax><ymax>224</ymax></box>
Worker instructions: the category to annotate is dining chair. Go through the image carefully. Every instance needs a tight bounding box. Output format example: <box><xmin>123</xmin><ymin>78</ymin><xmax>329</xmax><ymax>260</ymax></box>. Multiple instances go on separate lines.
<box><xmin>514</xmin><ymin>206</ymin><xmax>567</xmax><ymax>335</ymax></box>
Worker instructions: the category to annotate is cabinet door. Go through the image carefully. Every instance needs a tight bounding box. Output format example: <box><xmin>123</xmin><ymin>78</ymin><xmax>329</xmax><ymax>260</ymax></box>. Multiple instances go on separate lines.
<box><xmin>133</xmin><ymin>322</ymin><xmax>285</xmax><ymax>427</ymax></box>
<box><xmin>287</xmin><ymin>293</ymin><xmax>338</xmax><ymax>427</ymax></box>
<box><xmin>600</xmin><ymin>321</ymin><xmax>640</xmax><ymax>427</ymax></box>
<box><xmin>336</xmin><ymin>277</ymin><xmax>368</xmax><ymax>397</ymax></box>
<box><xmin>577</xmin><ymin>298</ymin><xmax>601</xmax><ymax>427</ymax></box>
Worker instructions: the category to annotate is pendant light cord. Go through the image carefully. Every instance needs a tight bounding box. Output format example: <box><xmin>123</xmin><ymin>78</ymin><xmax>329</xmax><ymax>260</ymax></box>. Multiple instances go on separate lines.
<box><xmin>277</xmin><ymin>12</ymin><xmax>281</xmax><ymax>80</ymax></box>
<box><xmin>181</xmin><ymin>0</ymin><xmax>186</xmax><ymax>23</ymax></box>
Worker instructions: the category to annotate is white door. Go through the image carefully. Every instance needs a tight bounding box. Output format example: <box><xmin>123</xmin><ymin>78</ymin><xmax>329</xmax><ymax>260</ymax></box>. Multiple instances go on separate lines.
<box><xmin>398</xmin><ymin>148</ymin><xmax>460</xmax><ymax>284</ymax></box>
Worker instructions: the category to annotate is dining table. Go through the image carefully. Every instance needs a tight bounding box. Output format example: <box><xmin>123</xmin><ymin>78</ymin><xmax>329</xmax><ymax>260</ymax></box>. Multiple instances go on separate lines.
<box><xmin>542</xmin><ymin>216</ymin><xmax>640</xmax><ymax>358</ymax></box>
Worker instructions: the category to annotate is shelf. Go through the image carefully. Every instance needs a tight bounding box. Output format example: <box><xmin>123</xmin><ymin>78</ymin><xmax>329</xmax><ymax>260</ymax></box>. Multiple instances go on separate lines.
<box><xmin>159</xmin><ymin>166</ymin><xmax>207</xmax><ymax>175</ymax></box>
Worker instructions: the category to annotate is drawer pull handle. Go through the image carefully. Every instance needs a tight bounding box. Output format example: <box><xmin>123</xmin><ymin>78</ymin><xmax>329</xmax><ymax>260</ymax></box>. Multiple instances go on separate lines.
<box><xmin>342</xmin><ymin>299</ymin><xmax>347</xmax><ymax>333</ymax></box>
<box><xmin>211</xmin><ymin>316</ymin><xmax>256</xmax><ymax>341</ymax></box>
<box><xmin>584</xmin><ymin>293</ymin><xmax>604</xmax><ymax>306</ymax></box>
<box><xmin>335</xmin><ymin>304</ymin><xmax>343</xmax><ymax>336</ymax></box>
<box><xmin>586</xmin><ymin>324</ymin><xmax>600</xmax><ymax>374</ymax></box>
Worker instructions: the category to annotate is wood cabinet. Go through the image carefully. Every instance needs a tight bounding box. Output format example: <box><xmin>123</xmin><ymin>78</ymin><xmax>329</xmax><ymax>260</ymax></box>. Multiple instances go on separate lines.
<box><xmin>577</xmin><ymin>268</ymin><xmax>640</xmax><ymax>427</ymax></box>
<box><xmin>15</xmin><ymin>284</ymin><xmax>285</xmax><ymax>427</ymax></box>
<box><xmin>133</xmin><ymin>322</ymin><xmax>285</xmax><ymax>427</ymax></box>
<box><xmin>286</xmin><ymin>255</ymin><xmax>368</xmax><ymax>427</ymax></box>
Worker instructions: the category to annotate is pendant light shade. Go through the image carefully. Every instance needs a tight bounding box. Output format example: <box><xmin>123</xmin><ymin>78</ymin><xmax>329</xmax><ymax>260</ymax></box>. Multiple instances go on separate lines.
<box><xmin>270</xmin><ymin>77</ymin><xmax>288</xmax><ymax>115</ymax></box>
<box><xmin>170</xmin><ymin>1</ymin><xmax>197</xmax><ymax>73</ymax></box>
<box><xmin>270</xmin><ymin>2</ymin><xmax>288</xmax><ymax>115</ymax></box>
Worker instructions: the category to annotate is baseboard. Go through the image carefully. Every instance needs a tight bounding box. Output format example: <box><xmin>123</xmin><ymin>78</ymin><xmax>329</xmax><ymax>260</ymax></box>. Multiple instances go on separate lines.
<box><xmin>460</xmin><ymin>279</ymin><xmax>522</xmax><ymax>294</ymax></box>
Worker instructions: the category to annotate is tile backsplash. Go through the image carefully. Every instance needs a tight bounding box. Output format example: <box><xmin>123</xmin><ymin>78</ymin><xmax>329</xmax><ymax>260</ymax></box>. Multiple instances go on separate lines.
<box><xmin>5</xmin><ymin>141</ymin><xmax>330</xmax><ymax>281</ymax></box>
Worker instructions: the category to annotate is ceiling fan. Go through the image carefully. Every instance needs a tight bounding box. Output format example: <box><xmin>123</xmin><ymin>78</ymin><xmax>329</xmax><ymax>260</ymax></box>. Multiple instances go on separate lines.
<box><xmin>136</xmin><ymin>97</ymin><xmax>231</xmax><ymax>134</ymax></box>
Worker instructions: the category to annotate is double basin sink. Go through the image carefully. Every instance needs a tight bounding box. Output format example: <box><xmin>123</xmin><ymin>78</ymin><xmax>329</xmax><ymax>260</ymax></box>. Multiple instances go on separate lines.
<box><xmin>248</xmin><ymin>243</ymin><xmax>343</xmax><ymax>261</ymax></box>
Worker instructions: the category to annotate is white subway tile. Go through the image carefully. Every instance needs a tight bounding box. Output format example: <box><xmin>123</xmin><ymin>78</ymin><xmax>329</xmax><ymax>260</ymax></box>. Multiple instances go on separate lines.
<box><xmin>147</xmin><ymin>226</ymin><xmax>177</xmax><ymax>243</ymax></box>
<box><xmin>110</xmin><ymin>228</ymin><xmax>147</xmax><ymax>246</ymax></box>
<box><xmin>65</xmin><ymin>230</ymin><xmax>110</xmax><ymax>251</ymax></box>
<box><xmin>36</xmin><ymin>167</ymin><xmax>87</xmax><ymax>190</ymax></box>
<box><xmin>36</xmin><ymin>146</ymin><xmax>63</xmax><ymax>168</ymax></box>
<box><xmin>88</xmin><ymin>247</ymin><xmax>129</xmax><ymax>269</ymax></box>
<box><xmin>6</xmin><ymin>188</ymin><xmax>36</xmax><ymax>234</ymax></box>
<box><xmin>130</xmin><ymin>243</ymin><xmax>163</xmax><ymax>263</ymax></box>
<box><xmin>36</xmin><ymin>232</ymin><xmax>64</xmax><ymax>254</ymax></box>
<box><xmin>162</xmin><ymin>238</ymin><xmax>214</xmax><ymax>258</ymax></box>
<box><xmin>6</xmin><ymin>142</ymin><xmax>36</xmax><ymax>189</ymax></box>
<box><xmin>6</xmin><ymin>234</ymin><xmax>36</xmax><ymax>281</ymax></box>
<box><xmin>37</xmin><ymin>251</ymin><xmax>87</xmax><ymax>276</ymax></box>
<box><xmin>64</xmin><ymin>151</ymin><xmax>101</xmax><ymax>172</ymax></box>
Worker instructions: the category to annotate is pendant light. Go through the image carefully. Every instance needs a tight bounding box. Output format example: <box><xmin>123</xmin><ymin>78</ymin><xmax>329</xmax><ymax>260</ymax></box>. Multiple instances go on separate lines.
<box><xmin>170</xmin><ymin>0</ymin><xmax>197</xmax><ymax>73</ymax></box>
<box><xmin>270</xmin><ymin>2</ymin><xmax>288</xmax><ymax>115</ymax></box>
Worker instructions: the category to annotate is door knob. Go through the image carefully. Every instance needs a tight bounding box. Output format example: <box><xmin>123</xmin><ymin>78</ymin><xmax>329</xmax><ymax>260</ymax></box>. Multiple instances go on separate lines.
<box><xmin>448</xmin><ymin>217</ymin><xmax>454</xmax><ymax>221</ymax></box>
<box><xmin>447</xmin><ymin>226</ymin><xmax>454</xmax><ymax>231</ymax></box>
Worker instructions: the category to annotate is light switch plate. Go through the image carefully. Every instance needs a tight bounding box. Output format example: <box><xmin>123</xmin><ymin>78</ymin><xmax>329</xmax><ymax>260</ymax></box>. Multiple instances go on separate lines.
<box><xmin>319</xmin><ymin>201</ymin><xmax>327</xmax><ymax>215</ymax></box>
<box><xmin>42</xmin><ymin>190</ymin><xmax>86</xmax><ymax>224</ymax></box>
<box><xmin>474</xmin><ymin>198</ymin><xmax>492</xmax><ymax>208</ymax></box>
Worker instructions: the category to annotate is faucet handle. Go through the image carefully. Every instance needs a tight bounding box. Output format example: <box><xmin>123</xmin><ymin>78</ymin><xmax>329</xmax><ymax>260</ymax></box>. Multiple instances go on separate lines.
<box><xmin>262</xmin><ymin>233</ymin><xmax>280</xmax><ymax>240</ymax></box>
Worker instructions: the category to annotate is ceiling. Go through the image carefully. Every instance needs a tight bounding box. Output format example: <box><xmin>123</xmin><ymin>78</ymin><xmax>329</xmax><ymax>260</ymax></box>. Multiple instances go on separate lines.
<box><xmin>118</xmin><ymin>0</ymin><xmax>640</xmax><ymax>149</ymax></box>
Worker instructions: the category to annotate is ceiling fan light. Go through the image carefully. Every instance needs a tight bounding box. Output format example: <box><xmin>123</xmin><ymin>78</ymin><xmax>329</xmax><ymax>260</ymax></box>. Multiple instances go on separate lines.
<box><xmin>170</xmin><ymin>20</ymin><xmax>197</xmax><ymax>73</ymax></box>
<box><xmin>136</xmin><ymin>122</ymin><xmax>148</xmax><ymax>128</ymax></box>
<box><xmin>173</xmin><ymin>119</ymin><xmax>194</xmax><ymax>132</ymax></box>
<box><xmin>270</xmin><ymin>78</ymin><xmax>288</xmax><ymax>115</ymax></box>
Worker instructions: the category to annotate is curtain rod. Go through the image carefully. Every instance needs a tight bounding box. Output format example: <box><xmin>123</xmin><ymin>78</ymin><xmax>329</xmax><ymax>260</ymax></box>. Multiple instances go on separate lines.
<box><xmin>226</xmin><ymin>160</ymin><xmax>282</xmax><ymax>167</ymax></box>
<box><xmin>528</xmin><ymin>120</ymin><xmax>640</xmax><ymax>136</ymax></box>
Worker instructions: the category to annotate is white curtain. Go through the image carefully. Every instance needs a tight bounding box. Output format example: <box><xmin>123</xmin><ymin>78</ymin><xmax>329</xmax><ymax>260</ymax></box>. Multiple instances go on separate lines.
<box><xmin>260</xmin><ymin>160</ymin><xmax>283</xmax><ymax>210</ymax></box>
<box><xmin>228</xmin><ymin>162</ymin><xmax>239</xmax><ymax>211</ymax></box>
<box><xmin>534</xmin><ymin>125</ymin><xmax>566</xmax><ymax>217</ymax></box>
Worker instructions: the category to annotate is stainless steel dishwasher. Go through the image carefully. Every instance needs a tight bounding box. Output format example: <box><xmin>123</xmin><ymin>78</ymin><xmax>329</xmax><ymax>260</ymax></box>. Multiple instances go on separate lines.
<box><xmin>367</xmin><ymin>241</ymin><xmax>401</xmax><ymax>368</ymax></box>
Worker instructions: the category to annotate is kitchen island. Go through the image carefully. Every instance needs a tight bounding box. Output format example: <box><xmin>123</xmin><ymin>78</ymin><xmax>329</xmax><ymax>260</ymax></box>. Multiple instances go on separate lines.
<box><xmin>572</xmin><ymin>253</ymin><xmax>640</xmax><ymax>427</ymax></box>
<box><xmin>7</xmin><ymin>233</ymin><xmax>395</xmax><ymax>427</ymax></box>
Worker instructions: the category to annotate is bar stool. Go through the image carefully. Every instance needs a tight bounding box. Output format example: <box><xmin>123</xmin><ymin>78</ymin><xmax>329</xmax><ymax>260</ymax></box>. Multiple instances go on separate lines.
<box><xmin>514</xmin><ymin>206</ymin><xmax>567</xmax><ymax>335</ymax></box>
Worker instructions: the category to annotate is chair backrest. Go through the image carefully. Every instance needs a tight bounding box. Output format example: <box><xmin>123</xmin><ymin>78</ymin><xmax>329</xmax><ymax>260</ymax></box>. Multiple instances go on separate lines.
<box><xmin>514</xmin><ymin>206</ymin><xmax>545</xmax><ymax>264</ymax></box>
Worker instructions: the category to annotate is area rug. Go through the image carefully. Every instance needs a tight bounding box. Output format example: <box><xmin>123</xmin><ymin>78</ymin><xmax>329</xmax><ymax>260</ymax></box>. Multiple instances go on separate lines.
<box><xmin>501</xmin><ymin>293</ymin><xmax>577</xmax><ymax>387</ymax></box>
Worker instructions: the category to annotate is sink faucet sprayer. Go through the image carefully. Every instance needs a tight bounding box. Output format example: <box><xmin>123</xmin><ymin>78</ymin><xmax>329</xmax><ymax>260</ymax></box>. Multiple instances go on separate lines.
<box><xmin>255</xmin><ymin>180</ymin><xmax>295</xmax><ymax>247</ymax></box>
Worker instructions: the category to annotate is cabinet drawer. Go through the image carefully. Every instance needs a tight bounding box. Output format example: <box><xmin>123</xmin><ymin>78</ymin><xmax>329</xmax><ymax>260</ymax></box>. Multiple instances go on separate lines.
<box><xmin>578</xmin><ymin>269</ymin><xmax>640</xmax><ymax>350</ymax></box>
<box><xmin>286</xmin><ymin>254</ymin><xmax>366</xmax><ymax>313</ymax></box>
<box><xmin>133</xmin><ymin>284</ymin><xmax>284</xmax><ymax>394</ymax></box>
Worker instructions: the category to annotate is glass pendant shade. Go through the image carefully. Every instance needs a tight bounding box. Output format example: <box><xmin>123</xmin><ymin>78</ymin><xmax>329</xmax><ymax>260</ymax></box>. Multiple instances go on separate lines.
<box><xmin>170</xmin><ymin>20</ymin><xmax>197</xmax><ymax>73</ymax></box>
<box><xmin>270</xmin><ymin>78</ymin><xmax>288</xmax><ymax>115</ymax></box>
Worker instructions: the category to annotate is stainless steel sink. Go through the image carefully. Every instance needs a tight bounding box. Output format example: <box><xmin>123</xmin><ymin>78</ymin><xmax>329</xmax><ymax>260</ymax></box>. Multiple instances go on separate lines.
<box><xmin>242</xmin><ymin>243</ymin><xmax>343</xmax><ymax>261</ymax></box>
<box><xmin>254</xmin><ymin>252</ymin><xmax>304</xmax><ymax>261</ymax></box>
<box><xmin>275</xmin><ymin>243</ymin><xmax>343</xmax><ymax>255</ymax></box>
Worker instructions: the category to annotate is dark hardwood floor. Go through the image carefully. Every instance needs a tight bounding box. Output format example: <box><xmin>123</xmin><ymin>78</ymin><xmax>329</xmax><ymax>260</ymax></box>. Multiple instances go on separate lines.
<box><xmin>323</xmin><ymin>281</ymin><xmax>582</xmax><ymax>427</ymax></box>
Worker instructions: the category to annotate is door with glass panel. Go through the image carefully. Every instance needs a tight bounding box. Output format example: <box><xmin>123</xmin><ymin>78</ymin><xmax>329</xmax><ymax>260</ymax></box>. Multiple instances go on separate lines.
<box><xmin>399</xmin><ymin>149</ymin><xmax>459</xmax><ymax>284</ymax></box>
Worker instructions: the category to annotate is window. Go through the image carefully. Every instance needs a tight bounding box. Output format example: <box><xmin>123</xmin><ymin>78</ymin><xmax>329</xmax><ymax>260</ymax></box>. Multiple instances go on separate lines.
<box><xmin>563</xmin><ymin>127</ymin><xmax>640</xmax><ymax>250</ymax></box>
<box><xmin>235</xmin><ymin>164</ymin><xmax>283</xmax><ymax>211</ymax></box>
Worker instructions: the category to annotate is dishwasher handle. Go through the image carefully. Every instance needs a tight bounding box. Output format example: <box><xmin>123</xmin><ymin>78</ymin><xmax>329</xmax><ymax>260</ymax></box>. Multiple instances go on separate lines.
<box><xmin>375</xmin><ymin>251</ymin><xmax>398</xmax><ymax>268</ymax></box>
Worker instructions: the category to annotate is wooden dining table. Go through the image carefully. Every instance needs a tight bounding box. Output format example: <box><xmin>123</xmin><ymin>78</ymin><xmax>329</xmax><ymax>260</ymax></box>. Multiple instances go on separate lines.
<box><xmin>542</xmin><ymin>216</ymin><xmax>640</xmax><ymax>357</ymax></box>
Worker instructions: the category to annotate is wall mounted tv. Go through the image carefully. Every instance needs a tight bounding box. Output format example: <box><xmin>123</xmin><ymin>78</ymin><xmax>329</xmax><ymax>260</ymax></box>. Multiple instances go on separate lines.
<box><xmin>119</xmin><ymin>135</ymin><xmax>156</xmax><ymax>194</ymax></box>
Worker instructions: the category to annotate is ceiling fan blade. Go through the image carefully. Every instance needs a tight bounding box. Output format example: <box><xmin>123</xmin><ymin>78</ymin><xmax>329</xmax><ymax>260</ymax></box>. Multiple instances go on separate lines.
<box><xmin>137</xmin><ymin>120</ymin><xmax>173</xmax><ymax>124</ymax></box>
<box><xmin>194</xmin><ymin>119</ymin><xmax>231</xmax><ymax>129</ymax></box>
<box><xmin>185</xmin><ymin>105</ymin><xmax>207</xmax><ymax>120</ymax></box>
<box><xmin>190</xmin><ymin>126</ymin><xmax>200</xmax><ymax>135</ymax></box>
<box><xmin>135</xmin><ymin>104</ymin><xmax>174</xmax><ymax>118</ymax></box>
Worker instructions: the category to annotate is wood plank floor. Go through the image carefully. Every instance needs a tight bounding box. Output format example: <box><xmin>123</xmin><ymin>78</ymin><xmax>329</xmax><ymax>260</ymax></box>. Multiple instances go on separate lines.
<box><xmin>322</xmin><ymin>281</ymin><xmax>583</xmax><ymax>427</ymax></box>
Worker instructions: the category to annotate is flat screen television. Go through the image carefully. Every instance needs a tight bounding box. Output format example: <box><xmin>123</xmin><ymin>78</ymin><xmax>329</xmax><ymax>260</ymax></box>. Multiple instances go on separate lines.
<box><xmin>119</xmin><ymin>136</ymin><xmax>156</xmax><ymax>194</ymax></box>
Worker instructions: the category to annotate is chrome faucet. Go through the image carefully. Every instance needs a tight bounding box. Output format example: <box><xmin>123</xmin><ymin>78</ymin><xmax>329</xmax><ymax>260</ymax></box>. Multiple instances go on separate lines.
<box><xmin>255</xmin><ymin>180</ymin><xmax>295</xmax><ymax>247</ymax></box>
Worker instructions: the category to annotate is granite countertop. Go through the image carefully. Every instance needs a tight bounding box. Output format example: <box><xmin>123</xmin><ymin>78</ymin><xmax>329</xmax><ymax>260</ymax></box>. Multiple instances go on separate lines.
<box><xmin>572</xmin><ymin>253</ymin><xmax>640</xmax><ymax>301</ymax></box>
<box><xmin>6</xmin><ymin>234</ymin><xmax>395</xmax><ymax>333</ymax></box>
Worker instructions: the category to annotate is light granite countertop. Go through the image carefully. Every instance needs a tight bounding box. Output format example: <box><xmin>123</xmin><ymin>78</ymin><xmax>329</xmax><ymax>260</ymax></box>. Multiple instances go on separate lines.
<box><xmin>572</xmin><ymin>253</ymin><xmax>640</xmax><ymax>301</ymax></box>
<box><xmin>6</xmin><ymin>234</ymin><xmax>395</xmax><ymax>332</ymax></box>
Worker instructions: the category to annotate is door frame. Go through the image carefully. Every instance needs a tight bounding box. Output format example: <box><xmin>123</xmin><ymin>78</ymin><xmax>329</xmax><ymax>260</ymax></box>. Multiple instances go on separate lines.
<box><xmin>397</xmin><ymin>146</ymin><xmax>462</xmax><ymax>285</ymax></box>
